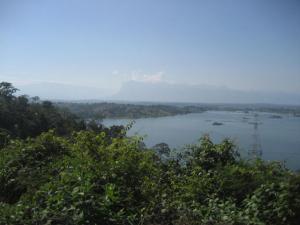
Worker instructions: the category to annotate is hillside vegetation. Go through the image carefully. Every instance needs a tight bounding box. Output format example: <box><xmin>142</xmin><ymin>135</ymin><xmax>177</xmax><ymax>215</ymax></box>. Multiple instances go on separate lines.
<box><xmin>55</xmin><ymin>102</ymin><xmax>205</xmax><ymax>119</ymax></box>
<box><xmin>0</xmin><ymin>82</ymin><xmax>84</xmax><ymax>140</ymax></box>
<box><xmin>56</xmin><ymin>102</ymin><xmax>300</xmax><ymax>120</ymax></box>
<box><xmin>0</xmin><ymin>82</ymin><xmax>300</xmax><ymax>225</ymax></box>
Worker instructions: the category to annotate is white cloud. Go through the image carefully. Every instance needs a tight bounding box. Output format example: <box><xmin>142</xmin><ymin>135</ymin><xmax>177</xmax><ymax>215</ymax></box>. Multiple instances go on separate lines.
<box><xmin>130</xmin><ymin>71</ymin><xmax>164</xmax><ymax>83</ymax></box>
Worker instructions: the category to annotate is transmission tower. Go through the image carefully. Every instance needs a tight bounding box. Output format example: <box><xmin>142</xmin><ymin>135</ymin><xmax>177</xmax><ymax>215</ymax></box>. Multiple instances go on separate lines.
<box><xmin>248</xmin><ymin>113</ymin><xmax>263</xmax><ymax>157</ymax></box>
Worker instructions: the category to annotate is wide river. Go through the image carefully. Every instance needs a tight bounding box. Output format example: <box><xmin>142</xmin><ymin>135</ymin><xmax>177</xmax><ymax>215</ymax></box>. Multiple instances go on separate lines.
<box><xmin>103</xmin><ymin>111</ymin><xmax>300</xmax><ymax>170</ymax></box>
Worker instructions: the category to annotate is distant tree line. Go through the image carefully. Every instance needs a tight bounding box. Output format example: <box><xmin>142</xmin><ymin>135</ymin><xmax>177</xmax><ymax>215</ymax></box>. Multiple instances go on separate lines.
<box><xmin>56</xmin><ymin>102</ymin><xmax>300</xmax><ymax>120</ymax></box>
<box><xmin>55</xmin><ymin>102</ymin><xmax>207</xmax><ymax>119</ymax></box>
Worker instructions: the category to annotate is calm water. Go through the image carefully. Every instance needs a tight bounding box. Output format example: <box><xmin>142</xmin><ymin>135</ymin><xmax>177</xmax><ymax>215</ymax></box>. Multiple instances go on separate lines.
<box><xmin>103</xmin><ymin>111</ymin><xmax>300</xmax><ymax>170</ymax></box>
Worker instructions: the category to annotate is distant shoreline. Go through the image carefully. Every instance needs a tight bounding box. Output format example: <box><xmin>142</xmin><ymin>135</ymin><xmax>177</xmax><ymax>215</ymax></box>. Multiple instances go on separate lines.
<box><xmin>55</xmin><ymin>102</ymin><xmax>300</xmax><ymax>120</ymax></box>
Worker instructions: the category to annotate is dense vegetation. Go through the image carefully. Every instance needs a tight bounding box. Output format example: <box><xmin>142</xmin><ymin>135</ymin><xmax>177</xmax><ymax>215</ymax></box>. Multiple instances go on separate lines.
<box><xmin>1</xmin><ymin>131</ymin><xmax>299</xmax><ymax>225</ymax></box>
<box><xmin>1</xmin><ymin>82</ymin><xmax>300</xmax><ymax>225</ymax></box>
<box><xmin>55</xmin><ymin>102</ymin><xmax>205</xmax><ymax>119</ymax></box>
<box><xmin>0</xmin><ymin>82</ymin><xmax>124</xmax><ymax>144</ymax></box>
<box><xmin>0</xmin><ymin>82</ymin><xmax>85</xmax><ymax>140</ymax></box>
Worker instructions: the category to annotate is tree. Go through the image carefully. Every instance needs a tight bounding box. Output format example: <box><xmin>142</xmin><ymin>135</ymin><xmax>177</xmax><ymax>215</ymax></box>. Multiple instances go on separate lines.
<box><xmin>0</xmin><ymin>82</ymin><xmax>18</xmax><ymax>99</ymax></box>
<box><xmin>0</xmin><ymin>82</ymin><xmax>86</xmax><ymax>139</ymax></box>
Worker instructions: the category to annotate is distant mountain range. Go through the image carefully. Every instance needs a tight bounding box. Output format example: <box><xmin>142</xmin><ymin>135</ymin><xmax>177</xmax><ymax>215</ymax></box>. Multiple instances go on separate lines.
<box><xmin>18</xmin><ymin>81</ymin><xmax>300</xmax><ymax>105</ymax></box>
<box><xmin>112</xmin><ymin>81</ymin><xmax>300</xmax><ymax>105</ymax></box>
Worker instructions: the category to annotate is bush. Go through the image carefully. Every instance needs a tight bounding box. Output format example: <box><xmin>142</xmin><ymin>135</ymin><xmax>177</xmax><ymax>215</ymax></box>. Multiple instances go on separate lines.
<box><xmin>0</xmin><ymin>131</ymin><xmax>299</xmax><ymax>225</ymax></box>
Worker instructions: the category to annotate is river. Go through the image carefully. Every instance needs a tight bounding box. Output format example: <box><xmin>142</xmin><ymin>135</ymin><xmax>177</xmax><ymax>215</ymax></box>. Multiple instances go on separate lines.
<box><xmin>102</xmin><ymin>111</ymin><xmax>300</xmax><ymax>170</ymax></box>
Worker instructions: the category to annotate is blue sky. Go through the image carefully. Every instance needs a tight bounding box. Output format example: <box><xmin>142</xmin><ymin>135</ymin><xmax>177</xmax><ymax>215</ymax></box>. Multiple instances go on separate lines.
<box><xmin>1</xmin><ymin>0</ymin><xmax>300</xmax><ymax>95</ymax></box>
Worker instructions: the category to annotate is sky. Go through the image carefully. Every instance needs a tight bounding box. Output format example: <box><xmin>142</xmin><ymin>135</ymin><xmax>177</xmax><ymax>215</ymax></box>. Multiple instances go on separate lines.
<box><xmin>1</xmin><ymin>0</ymin><xmax>300</xmax><ymax>97</ymax></box>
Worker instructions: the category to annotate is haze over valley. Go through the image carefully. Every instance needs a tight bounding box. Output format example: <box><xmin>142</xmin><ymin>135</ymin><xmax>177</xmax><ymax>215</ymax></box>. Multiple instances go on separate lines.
<box><xmin>18</xmin><ymin>81</ymin><xmax>300</xmax><ymax>105</ymax></box>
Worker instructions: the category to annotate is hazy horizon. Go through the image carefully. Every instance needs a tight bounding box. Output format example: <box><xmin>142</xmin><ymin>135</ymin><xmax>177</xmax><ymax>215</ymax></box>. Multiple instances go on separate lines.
<box><xmin>10</xmin><ymin>80</ymin><xmax>298</xmax><ymax>106</ymax></box>
<box><xmin>1</xmin><ymin>0</ymin><xmax>300</xmax><ymax>103</ymax></box>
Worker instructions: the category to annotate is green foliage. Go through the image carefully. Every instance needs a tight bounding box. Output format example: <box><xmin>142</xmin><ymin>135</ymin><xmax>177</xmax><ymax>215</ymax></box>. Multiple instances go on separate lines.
<box><xmin>185</xmin><ymin>135</ymin><xmax>238</xmax><ymax>170</ymax></box>
<box><xmin>0</xmin><ymin>82</ymin><xmax>18</xmax><ymax>99</ymax></box>
<box><xmin>0</xmin><ymin>82</ymin><xmax>85</xmax><ymax>139</ymax></box>
<box><xmin>0</xmin><ymin>131</ymin><xmax>69</xmax><ymax>204</ymax></box>
<box><xmin>0</xmin><ymin>129</ymin><xmax>299</xmax><ymax>225</ymax></box>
